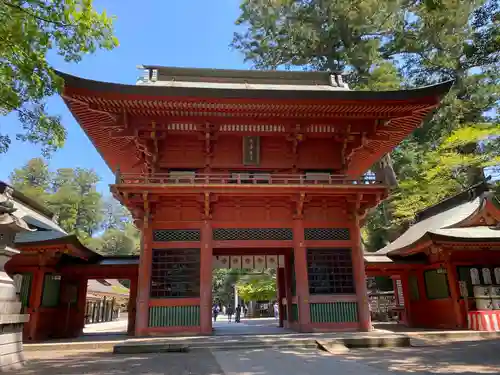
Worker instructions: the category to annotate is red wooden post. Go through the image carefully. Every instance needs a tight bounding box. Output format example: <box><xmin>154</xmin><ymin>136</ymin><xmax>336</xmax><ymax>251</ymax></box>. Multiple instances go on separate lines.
<box><xmin>128</xmin><ymin>275</ymin><xmax>138</xmax><ymax>335</ymax></box>
<box><xmin>200</xmin><ymin>220</ymin><xmax>213</xmax><ymax>334</ymax></box>
<box><xmin>72</xmin><ymin>278</ymin><xmax>88</xmax><ymax>337</ymax></box>
<box><xmin>135</xmin><ymin>225</ymin><xmax>153</xmax><ymax>336</ymax></box>
<box><xmin>400</xmin><ymin>273</ymin><xmax>412</xmax><ymax>326</ymax></box>
<box><xmin>28</xmin><ymin>268</ymin><xmax>46</xmax><ymax>341</ymax></box>
<box><xmin>283</xmin><ymin>252</ymin><xmax>293</xmax><ymax>328</ymax></box>
<box><xmin>445</xmin><ymin>257</ymin><xmax>464</xmax><ymax>328</ymax></box>
<box><xmin>292</xmin><ymin>219</ymin><xmax>311</xmax><ymax>332</ymax></box>
<box><xmin>277</xmin><ymin>267</ymin><xmax>285</xmax><ymax>328</ymax></box>
<box><xmin>351</xmin><ymin>218</ymin><xmax>371</xmax><ymax>331</ymax></box>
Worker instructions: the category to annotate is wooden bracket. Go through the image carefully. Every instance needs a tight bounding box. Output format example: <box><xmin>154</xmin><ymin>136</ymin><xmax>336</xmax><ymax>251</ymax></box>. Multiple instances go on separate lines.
<box><xmin>199</xmin><ymin>192</ymin><xmax>217</xmax><ymax>219</ymax></box>
<box><xmin>204</xmin><ymin>192</ymin><xmax>211</xmax><ymax>219</ymax></box>
<box><xmin>293</xmin><ymin>192</ymin><xmax>306</xmax><ymax>219</ymax></box>
<box><xmin>203</xmin><ymin>122</ymin><xmax>215</xmax><ymax>168</ymax></box>
<box><xmin>286</xmin><ymin>124</ymin><xmax>303</xmax><ymax>169</ymax></box>
<box><xmin>143</xmin><ymin>192</ymin><xmax>150</xmax><ymax>228</ymax></box>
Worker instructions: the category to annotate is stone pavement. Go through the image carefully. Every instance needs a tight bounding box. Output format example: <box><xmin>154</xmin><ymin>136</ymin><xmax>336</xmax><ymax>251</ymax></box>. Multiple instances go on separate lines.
<box><xmin>12</xmin><ymin>337</ymin><xmax>500</xmax><ymax>374</ymax></box>
<box><xmin>16</xmin><ymin>349</ymin><xmax>224</xmax><ymax>375</ymax></box>
<box><xmin>213</xmin><ymin>316</ymin><xmax>291</xmax><ymax>336</ymax></box>
<box><xmin>83</xmin><ymin>316</ymin><xmax>128</xmax><ymax>334</ymax></box>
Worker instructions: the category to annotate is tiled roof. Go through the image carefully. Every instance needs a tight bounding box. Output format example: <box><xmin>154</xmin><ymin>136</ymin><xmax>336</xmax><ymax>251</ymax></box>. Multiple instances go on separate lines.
<box><xmin>431</xmin><ymin>226</ymin><xmax>500</xmax><ymax>240</ymax></box>
<box><xmin>376</xmin><ymin>197</ymin><xmax>481</xmax><ymax>255</ymax></box>
<box><xmin>14</xmin><ymin>215</ymin><xmax>67</xmax><ymax>244</ymax></box>
<box><xmin>87</xmin><ymin>279</ymin><xmax>129</xmax><ymax>296</ymax></box>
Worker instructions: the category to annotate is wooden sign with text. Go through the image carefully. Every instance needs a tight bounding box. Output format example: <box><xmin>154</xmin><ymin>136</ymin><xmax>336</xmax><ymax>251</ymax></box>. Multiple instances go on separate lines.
<box><xmin>243</xmin><ymin>136</ymin><xmax>260</xmax><ymax>166</ymax></box>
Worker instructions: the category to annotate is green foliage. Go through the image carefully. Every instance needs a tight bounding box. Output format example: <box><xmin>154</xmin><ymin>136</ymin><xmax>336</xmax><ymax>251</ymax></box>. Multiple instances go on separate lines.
<box><xmin>212</xmin><ymin>268</ymin><xmax>243</xmax><ymax>305</ymax></box>
<box><xmin>87</xmin><ymin>224</ymin><xmax>139</xmax><ymax>256</ymax></box>
<box><xmin>233</xmin><ymin>0</ymin><xmax>500</xmax><ymax>250</ymax></box>
<box><xmin>236</xmin><ymin>270</ymin><xmax>276</xmax><ymax>302</ymax></box>
<box><xmin>0</xmin><ymin>0</ymin><xmax>118</xmax><ymax>155</ymax></box>
<box><xmin>9</xmin><ymin>157</ymin><xmax>50</xmax><ymax>201</ymax></box>
<box><xmin>9</xmin><ymin>157</ymin><xmax>139</xmax><ymax>255</ymax></box>
<box><xmin>232</xmin><ymin>0</ymin><xmax>402</xmax><ymax>86</ymax></box>
<box><xmin>391</xmin><ymin>124</ymin><xmax>500</xmax><ymax>223</ymax></box>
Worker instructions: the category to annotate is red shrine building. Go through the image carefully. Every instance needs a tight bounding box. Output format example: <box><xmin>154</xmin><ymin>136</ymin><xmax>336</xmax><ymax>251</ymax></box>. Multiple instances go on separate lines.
<box><xmin>8</xmin><ymin>67</ymin><xmax>452</xmax><ymax>339</ymax></box>
<box><xmin>366</xmin><ymin>182</ymin><xmax>500</xmax><ymax>331</ymax></box>
<box><xmin>58</xmin><ymin>66</ymin><xmax>451</xmax><ymax>335</ymax></box>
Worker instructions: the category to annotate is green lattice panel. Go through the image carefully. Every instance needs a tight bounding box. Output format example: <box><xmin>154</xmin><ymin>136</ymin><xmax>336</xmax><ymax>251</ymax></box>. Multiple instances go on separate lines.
<box><xmin>149</xmin><ymin>306</ymin><xmax>200</xmax><ymax>327</ymax></box>
<box><xmin>310</xmin><ymin>302</ymin><xmax>358</xmax><ymax>323</ymax></box>
<box><xmin>19</xmin><ymin>273</ymin><xmax>32</xmax><ymax>308</ymax></box>
<box><xmin>41</xmin><ymin>274</ymin><xmax>61</xmax><ymax>308</ymax></box>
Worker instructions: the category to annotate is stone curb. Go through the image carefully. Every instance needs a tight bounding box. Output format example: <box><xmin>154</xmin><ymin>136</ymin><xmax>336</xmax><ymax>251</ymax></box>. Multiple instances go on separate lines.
<box><xmin>23</xmin><ymin>330</ymin><xmax>500</xmax><ymax>353</ymax></box>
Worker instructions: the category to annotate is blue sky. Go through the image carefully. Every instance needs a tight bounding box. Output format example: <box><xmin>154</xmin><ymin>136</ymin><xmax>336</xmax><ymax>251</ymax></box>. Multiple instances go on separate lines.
<box><xmin>0</xmin><ymin>0</ymin><xmax>251</xmax><ymax>195</ymax></box>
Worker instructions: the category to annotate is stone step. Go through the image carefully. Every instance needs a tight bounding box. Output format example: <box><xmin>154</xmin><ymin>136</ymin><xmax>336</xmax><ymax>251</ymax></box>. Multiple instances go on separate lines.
<box><xmin>113</xmin><ymin>334</ymin><xmax>411</xmax><ymax>354</ymax></box>
<box><xmin>113</xmin><ymin>338</ymin><xmax>318</xmax><ymax>354</ymax></box>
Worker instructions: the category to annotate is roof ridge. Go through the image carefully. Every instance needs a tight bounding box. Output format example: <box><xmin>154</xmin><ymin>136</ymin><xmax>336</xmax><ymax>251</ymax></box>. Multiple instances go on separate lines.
<box><xmin>414</xmin><ymin>181</ymin><xmax>490</xmax><ymax>222</ymax></box>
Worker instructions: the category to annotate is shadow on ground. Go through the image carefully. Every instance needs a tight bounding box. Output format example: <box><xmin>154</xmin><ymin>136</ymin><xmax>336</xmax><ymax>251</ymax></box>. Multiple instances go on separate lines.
<box><xmin>13</xmin><ymin>350</ymin><xmax>223</xmax><ymax>375</ymax></box>
<box><xmin>13</xmin><ymin>336</ymin><xmax>500</xmax><ymax>374</ymax></box>
<box><xmin>212</xmin><ymin>339</ymin><xmax>500</xmax><ymax>375</ymax></box>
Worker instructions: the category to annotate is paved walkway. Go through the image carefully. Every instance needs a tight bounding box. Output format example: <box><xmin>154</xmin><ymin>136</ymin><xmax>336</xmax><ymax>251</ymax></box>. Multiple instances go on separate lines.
<box><xmin>16</xmin><ymin>339</ymin><xmax>500</xmax><ymax>374</ymax></box>
<box><xmin>83</xmin><ymin>316</ymin><xmax>128</xmax><ymax>334</ymax></box>
<box><xmin>213</xmin><ymin>316</ymin><xmax>290</xmax><ymax>336</ymax></box>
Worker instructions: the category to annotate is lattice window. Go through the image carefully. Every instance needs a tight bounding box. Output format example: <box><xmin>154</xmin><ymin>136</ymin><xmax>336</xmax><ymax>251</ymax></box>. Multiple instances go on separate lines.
<box><xmin>307</xmin><ymin>248</ymin><xmax>355</xmax><ymax>294</ymax></box>
<box><xmin>150</xmin><ymin>249</ymin><xmax>200</xmax><ymax>298</ymax></box>
<box><xmin>304</xmin><ymin>228</ymin><xmax>350</xmax><ymax>241</ymax></box>
<box><xmin>213</xmin><ymin>228</ymin><xmax>293</xmax><ymax>241</ymax></box>
<box><xmin>153</xmin><ymin>229</ymin><xmax>201</xmax><ymax>242</ymax></box>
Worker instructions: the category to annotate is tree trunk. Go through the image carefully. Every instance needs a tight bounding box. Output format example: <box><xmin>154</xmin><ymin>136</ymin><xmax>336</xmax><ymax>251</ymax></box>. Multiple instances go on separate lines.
<box><xmin>373</xmin><ymin>154</ymin><xmax>398</xmax><ymax>188</ymax></box>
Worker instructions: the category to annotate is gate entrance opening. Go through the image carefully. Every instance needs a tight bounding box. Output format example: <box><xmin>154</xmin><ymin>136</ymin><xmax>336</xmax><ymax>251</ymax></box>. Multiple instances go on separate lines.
<box><xmin>211</xmin><ymin>250</ymin><xmax>288</xmax><ymax>336</ymax></box>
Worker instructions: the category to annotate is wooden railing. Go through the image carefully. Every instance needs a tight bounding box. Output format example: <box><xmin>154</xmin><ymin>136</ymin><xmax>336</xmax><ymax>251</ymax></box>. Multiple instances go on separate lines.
<box><xmin>115</xmin><ymin>172</ymin><xmax>382</xmax><ymax>186</ymax></box>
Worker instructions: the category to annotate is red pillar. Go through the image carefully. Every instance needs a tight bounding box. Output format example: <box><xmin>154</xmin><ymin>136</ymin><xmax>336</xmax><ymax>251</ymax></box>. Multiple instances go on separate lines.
<box><xmin>200</xmin><ymin>220</ymin><xmax>213</xmax><ymax>334</ymax></box>
<box><xmin>72</xmin><ymin>278</ymin><xmax>88</xmax><ymax>337</ymax></box>
<box><xmin>128</xmin><ymin>275</ymin><xmax>138</xmax><ymax>335</ymax></box>
<box><xmin>283</xmin><ymin>252</ymin><xmax>293</xmax><ymax>328</ymax></box>
<box><xmin>292</xmin><ymin>219</ymin><xmax>311</xmax><ymax>332</ymax></box>
<box><xmin>445</xmin><ymin>258</ymin><xmax>464</xmax><ymax>328</ymax></box>
<box><xmin>27</xmin><ymin>268</ymin><xmax>45</xmax><ymax>341</ymax></box>
<box><xmin>351</xmin><ymin>217</ymin><xmax>371</xmax><ymax>332</ymax></box>
<box><xmin>400</xmin><ymin>273</ymin><xmax>412</xmax><ymax>326</ymax></box>
<box><xmin>136</xmin><ymin>224</ymin><xmax>153</xmax><ymax>336</ymax></box>
<box><xmin>277</xmin><ymin>267</ymin><xmax>285</xmax><ymax>328</ymax></box>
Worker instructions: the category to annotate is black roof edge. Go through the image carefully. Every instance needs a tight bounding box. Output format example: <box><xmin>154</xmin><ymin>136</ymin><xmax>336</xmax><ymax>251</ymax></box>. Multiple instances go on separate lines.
<box><xmin>138</xmin><ymin>65</ymin><xmax>343</xmax><ymax>82</ymax></box>
<box><xmin>56</xmin><ymin>70</ymin><xmax>454</xmax><ymax>102</ymax></box>
<box><xmin>0</xmin><ymin>181</ymin><xmax>55</xmax><ymax>220</ymax></box>
<box><xmin>415</xmin><ymin>181</ymin><xmax>491</xmax><ymax>222</ymax></box>
<box><xmin>16</xmin><ymin>234</ymin><xmax>101</xmax><ymax>258</ymax></box>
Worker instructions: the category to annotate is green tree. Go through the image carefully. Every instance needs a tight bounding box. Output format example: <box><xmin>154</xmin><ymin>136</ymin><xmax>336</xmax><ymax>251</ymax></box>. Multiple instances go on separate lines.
<box><xmin>233</xmin><ymin>0</ymin><xmax>500</xmax><ymax>250</ymax></box>
<box><xmin>87</xmin><ymin>225</ymin><xmax>139</xmax><ymax>256</ymax></box>
<box><xmin>9</xmin><ymin>157</ymin><xmax>140</xmax><ymax>255</ymax></box>
<box><xmin>212</xmin><ymin>268</ymin><xmax>243</xmax><ymax>306</ymax></box>
<box><xmin>0</xmin><ymin>0</ymin><xmax>118</xmax><ymax>154</ymax></box>
<box><xmin>236</xmin><ymin>270</ymin><xmax>276</xmax><ymax>302</ymax></box>
<box><xmin>101</xmin><ymin>196</ymin><xmax>132</xmax><ymax>231</ymax></box>
<box><xmin>9</xmin><ymin>157</ymin><xmax>50</xmax><ymax>201</ymax></box>
<box><xmin>47</xmin><ymin>167</ymin><xmax>102</xmax><ymax>238</ymax></box>
<box><xmin>10</xmin><ymin>158</ymin><xmax>102</xmax><ymax>237</ymax></box>
<box><xmin>392</xmin><ymin>124</ymin><xmax>500</xmax><ymax>223</ymax></box>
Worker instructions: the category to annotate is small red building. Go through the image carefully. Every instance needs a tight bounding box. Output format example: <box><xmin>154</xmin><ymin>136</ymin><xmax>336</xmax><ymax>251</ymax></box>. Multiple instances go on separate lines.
<box><xmin>366</xmin><ymin>182</ymin><xmax>500</xmax><ymax>330</ymax></box>
<box><xmin>8</xmin><ymin>67</ymin><xmax>452</xmax><ymax>339</ymax></box>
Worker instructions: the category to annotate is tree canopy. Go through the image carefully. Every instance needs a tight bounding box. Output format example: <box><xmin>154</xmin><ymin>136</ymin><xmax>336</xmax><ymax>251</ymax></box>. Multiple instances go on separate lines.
<box><xmin>233</xmin><ymin>0</ymin><xmax>500</xmax><ymax>249</ymax></box>
<box><xmin>0</xmin><ymin>0</ymin><xmax>118</xmax><ymax>155</ymax></box>
<box><xmin>9</xmin><ymin>157</ymin><xmax>139</xmax><ymax>256</ymax></box>
<box><xmin>213</xmin><ymin>268</ymin><xmax>277</xmax><ymax>305</ymax></box>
